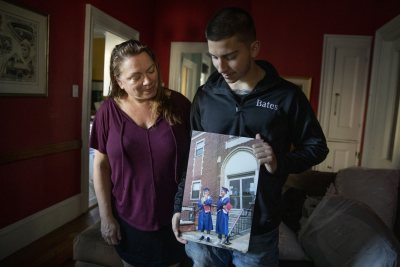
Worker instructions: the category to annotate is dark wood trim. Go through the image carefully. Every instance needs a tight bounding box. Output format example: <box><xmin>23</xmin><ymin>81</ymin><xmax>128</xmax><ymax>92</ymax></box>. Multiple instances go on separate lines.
<box><xmin>0</xmin><ymin>140</ymin><xmax>82</xmax><ymax>165</ymax></box>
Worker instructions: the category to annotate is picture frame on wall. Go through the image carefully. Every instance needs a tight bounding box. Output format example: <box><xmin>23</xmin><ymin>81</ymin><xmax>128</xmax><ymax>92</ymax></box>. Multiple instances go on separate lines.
<box><xmin>283</xmin><ymin>76</ymin><xmax>312</xmax><ymax>99</ymax></box>
<box><xmin>0</xmin><ymin>0</ymin><xmax>49</xmax><ymax>96</ymax></box>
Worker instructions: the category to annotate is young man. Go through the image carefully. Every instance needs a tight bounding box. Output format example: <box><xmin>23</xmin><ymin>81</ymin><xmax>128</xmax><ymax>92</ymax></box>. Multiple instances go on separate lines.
<box><xmin>215</xmin><ymin>187</ymin><xmax>231</xmax><ymax>245</ymax></box>
<box><xmin>172</xmin><ymin>7</ymin><xmax>328</xmax><ymax>266</ymax></box>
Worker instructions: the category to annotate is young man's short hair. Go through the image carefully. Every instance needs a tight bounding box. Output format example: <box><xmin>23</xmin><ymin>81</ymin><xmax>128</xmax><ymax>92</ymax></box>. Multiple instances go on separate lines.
<box><xmin>205</xmin><ymin>7</ymin><xmax>256</xmax><ymax>44</ymax></box>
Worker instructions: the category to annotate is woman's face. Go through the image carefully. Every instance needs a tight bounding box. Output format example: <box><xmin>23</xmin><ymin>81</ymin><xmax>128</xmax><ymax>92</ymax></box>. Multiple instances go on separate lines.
<box><xmin>116</xmin><ymin>52</ymin><xmax>158</xmax><ymax>101</ymax></box>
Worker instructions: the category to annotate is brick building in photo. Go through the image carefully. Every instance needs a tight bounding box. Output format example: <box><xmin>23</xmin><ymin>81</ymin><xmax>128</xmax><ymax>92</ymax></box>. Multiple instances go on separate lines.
<box><xmin>179</xmin><ymin>131</ymin><xmax>261</xmax><ymax>252</ymax></box>
<box><xmin>181</xmin><ymin>131</ymin><xmax>260</xmax><ymax>222</ymax></box>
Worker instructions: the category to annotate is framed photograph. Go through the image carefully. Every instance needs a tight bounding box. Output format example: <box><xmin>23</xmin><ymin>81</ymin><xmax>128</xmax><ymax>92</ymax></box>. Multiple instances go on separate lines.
<box><xmin>283</xmin><ymin>76</ymin><xmax>312</xmax><ymax>99</ymax></box>
<box><xmin>0</xmin><ymin>0</ymin><xmax>48</xmax><ymax>96</ymax></box>
<box><xmin>179</xmin><ymin>130</ymin><xmax>262</xmax><ymax>253</ymax></box>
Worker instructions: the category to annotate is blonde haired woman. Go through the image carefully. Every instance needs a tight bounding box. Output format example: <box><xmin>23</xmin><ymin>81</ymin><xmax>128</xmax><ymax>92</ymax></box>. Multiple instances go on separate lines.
<box><xmin>90</xmin><ymin>39</ymin><xmax>191</xmax><ymax>267</ymax></box>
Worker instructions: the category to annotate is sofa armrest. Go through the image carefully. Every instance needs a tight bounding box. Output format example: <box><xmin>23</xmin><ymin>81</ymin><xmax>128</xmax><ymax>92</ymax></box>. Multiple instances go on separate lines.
<box><xmin>73</xmin><ymin>221</ymin><xmax>123</xmax><ymax>267</ymax></box>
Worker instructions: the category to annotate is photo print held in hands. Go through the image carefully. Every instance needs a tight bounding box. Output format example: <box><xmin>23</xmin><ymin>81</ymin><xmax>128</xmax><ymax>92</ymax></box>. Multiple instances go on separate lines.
<box><xmin>178</xmin><ymin>130</ymin><xmax>262</xmax><ymax>253</ymax></box>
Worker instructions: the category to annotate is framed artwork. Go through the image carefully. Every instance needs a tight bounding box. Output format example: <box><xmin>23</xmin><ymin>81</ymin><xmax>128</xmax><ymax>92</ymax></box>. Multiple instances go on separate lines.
<box><xmin>179</xmin><ymin>130</ymin><xmax>262</xmax><ymax>253</ymax></box>
<box><xmin>283</xmin><ymin>76</ymin><xmax>312</xmax><ymax>99</ymax></box>
<box><xmin>0</xmin><ymin>0</ymin><xmax>48</xmax><ymax>96</ymax></box>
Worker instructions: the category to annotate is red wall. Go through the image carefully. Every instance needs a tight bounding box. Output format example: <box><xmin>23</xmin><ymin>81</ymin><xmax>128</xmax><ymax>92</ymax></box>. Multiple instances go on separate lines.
<box><xmin>252</xmin><ymin>0</ymin><xmax>400</xmax><ymax>111</ymax></box>
<box><xmin>152</xmin><ymin>0</ymin><xmax>400</xmax><ymax>112</ymax></box>
<box><xmin>0</xmin><ymin>0</ymin><xmax>154</xmax><ymax>228</ymax></box>
<box><xmin>0</xmin><ymin>0</ymin><xmax>399</xmax><ymax>229</ymax></box>
<box><xmin>152</xmin><ymin>0</ymin><xmax>251</xmax><ymax>87</ymax></box>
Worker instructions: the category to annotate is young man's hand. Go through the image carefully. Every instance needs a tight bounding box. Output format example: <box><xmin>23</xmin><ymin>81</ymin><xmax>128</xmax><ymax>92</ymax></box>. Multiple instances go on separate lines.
<box><xmin>253</xmin><ymin>133</ymin><xmax>277</xmax><ymax>174</ymax></box>
<box><xmin>172</xmin><ymin>212</ymin><xmax>187</xmax><ymax>244</ymax></box>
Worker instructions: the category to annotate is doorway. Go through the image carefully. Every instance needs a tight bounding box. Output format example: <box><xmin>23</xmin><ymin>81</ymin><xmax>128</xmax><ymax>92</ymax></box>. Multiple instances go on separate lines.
<box><xmin>222</xmin><ymin>149</ymin><xmax>258</xmax><ymax>211</ymax></box>
<box><xmin>82</xmin><ymin>4</ymin><xmax>139</xmax><ymax>210</ymax></box>
<box><xmin>362</xmin><ymin>14</ymin><xmax>400</xmax><ymax>169</ymax></box>
<box><xmin>228</xmin><ymin>174</ymin><xmax>255</xmax><ymax>210</ymax></box>
<box><xmin>169</xmin><ymin>42</ymin><xmax>214</xmax><ymax>101</ymax></box>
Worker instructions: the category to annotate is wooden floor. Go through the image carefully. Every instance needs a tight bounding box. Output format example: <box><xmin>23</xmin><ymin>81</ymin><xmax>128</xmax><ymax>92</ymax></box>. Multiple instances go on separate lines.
<box><xmin>0</xmin><ymin>205</ymin><xmax>100</xmax><ymax>267</ymax></box>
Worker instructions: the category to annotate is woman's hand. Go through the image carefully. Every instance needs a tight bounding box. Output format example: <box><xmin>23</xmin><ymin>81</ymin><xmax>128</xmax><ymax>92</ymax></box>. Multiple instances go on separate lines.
<box><xmin>253</xmin><ymin>133</ymin><xmax>277</xmax><ymax>174</ymax></box>
<box><xmin>172</xmin><ymin>212</ymin><xmax>187</xmax><ymax>244</ymax></box>
<box><xmin>100</xmin><ymin>216</ymin><xmax>121</xmax><ymax>245</ymax></box>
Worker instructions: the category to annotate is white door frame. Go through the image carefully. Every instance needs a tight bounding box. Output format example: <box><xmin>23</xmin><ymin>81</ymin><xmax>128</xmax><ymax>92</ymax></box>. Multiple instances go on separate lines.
<box><xmin>81</xmin><ymin>4</ymin><xmax>139</xmax><ymax>212</ymax></box>
<box><xmin>181</xmin><ymin>58</ymin><xmax>198</xmax><ymax>101</ymax></box>
<box><xmin>362</xmin><ymin>14</ymin><xmax>400</xmax><ymax>168</ymax></box>
<box><xmin>169</xmin><ymin>42</ymin><xmax>208</xmax><ymax>93</ymax></box>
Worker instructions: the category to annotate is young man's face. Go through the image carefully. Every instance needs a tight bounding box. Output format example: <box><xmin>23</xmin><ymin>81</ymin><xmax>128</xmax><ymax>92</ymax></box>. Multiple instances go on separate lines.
<box><xmin>207</xmin><ymin>35</ymin><xmax>258</xmax><ymax>85</ymax></box>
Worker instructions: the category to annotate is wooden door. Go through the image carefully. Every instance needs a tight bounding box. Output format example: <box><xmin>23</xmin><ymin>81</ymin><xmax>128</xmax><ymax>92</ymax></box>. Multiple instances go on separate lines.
<box><xmin>317</xmin><ymin>141</ymin><xmax>357</xmax><ymax>172</ymax></box>
<box><xmin>327</xmin><ymin>46</ymin><xmax>370</xmax><ymax>141</ymax></box>
<box><xmin>316</xmin><ymin>35</ymin><xmax>372</xmax><ymax>172</ymax></box>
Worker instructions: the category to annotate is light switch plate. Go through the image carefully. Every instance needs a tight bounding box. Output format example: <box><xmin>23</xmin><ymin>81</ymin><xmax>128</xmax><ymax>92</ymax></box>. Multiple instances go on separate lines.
<box><xmin>72</xmin><ymin>84</ymin><xmax>79</xmax><ymax>97</ymax></box>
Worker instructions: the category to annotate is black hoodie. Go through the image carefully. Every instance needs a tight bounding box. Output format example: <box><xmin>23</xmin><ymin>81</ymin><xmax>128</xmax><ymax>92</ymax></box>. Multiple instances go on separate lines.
<box><xmin>175</xmin><ymin>60</ymin><xmax>328</xmax><ymax>235</ymax></box>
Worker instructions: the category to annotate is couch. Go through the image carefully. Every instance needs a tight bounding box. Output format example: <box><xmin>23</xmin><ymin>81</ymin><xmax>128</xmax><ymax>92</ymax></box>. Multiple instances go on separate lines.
<box><xmin>73</xmin><ymin>167</ymin><xmax>400</xmax><ymax>267</ymax></box>
<box><xmin>73</xmin><ymin>221</ymin><xmax>122</xmax><ymax>267</ymax></box>
<box><xmin>279</xmin><ymin>167</ymin><xmax>400</xmax><ymax>267</ymax></box>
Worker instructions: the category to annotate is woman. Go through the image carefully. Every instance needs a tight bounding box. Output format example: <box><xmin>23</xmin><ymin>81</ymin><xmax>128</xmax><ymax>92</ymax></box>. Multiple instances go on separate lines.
<box><xmin>90</xmin><ymin>39</ymin><xmax>191</xmax><ymax>267</ymax></box>
<box><xmin>197</xmin><ymin>187</ymin><xmax>213</xmax><ymax>242</ymax></box>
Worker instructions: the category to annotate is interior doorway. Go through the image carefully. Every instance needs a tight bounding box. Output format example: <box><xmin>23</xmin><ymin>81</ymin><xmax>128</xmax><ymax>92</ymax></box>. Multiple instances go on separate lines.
<box><xmin>169</xmin><ymin>42</ymin><xmax>214</xmax><ymax>101</ymax></box>
<box><xmin>362</xmin><ymin>14</ymin><xmax>400</xmax><ymax>169</ymax></box>
<box><xmin>82</xmin><ymin>4</ymin><xmax>139</xmax><ymax>210</ymax></box>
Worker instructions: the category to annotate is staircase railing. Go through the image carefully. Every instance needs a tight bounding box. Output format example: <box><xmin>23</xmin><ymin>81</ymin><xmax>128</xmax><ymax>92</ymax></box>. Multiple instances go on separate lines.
<box><xmin>226</xmin><ymin>208</ymin><xmax>252</xmax><ymax>241</ymax></box>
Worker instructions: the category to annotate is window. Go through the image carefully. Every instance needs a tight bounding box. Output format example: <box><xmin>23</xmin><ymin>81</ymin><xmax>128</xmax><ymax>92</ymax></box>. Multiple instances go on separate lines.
<box><xmin>195</xmin><ymin>140</ymin><xmax>204</xmax><ymax>156</ymax></box>
<box><xmin>228</xmin><ymin>173</ymin><xmax>256</xmax><ymax>209</ymax></box>
<box><xmin>191</xmin><ymin>181</ymin><xmax>201</xmax><ymax>199</ymax></box>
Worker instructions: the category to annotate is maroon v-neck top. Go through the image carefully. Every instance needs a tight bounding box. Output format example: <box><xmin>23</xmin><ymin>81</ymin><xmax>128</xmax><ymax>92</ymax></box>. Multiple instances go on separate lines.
<box><xmin>90</xmin><ymin>91</ymin><xmax>191</xmax><ymax>231</ymax></box>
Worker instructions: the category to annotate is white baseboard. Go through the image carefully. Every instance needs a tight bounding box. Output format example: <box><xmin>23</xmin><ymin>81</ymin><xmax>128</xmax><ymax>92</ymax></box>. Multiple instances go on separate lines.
<box><xmin>0</xmin><ymin>194</ymin><xmax>83</xmax><ymax>260</ymax></box>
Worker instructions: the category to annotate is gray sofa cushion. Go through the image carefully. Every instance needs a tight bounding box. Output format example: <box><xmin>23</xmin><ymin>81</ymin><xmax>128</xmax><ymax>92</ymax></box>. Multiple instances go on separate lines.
<box><xmin>279</xmin><ymin>222</ymin><xmax>310</xmax><ymax>261</ymax></box>
<box><xmin>299</xmin><ymin>195</ymin><xmax>400</xmax><ymax>267</ymax></box>
<box><xmin>335</xmin><ymin>167</ymin><xmax>400</xmax><ymax>230</ymax></box>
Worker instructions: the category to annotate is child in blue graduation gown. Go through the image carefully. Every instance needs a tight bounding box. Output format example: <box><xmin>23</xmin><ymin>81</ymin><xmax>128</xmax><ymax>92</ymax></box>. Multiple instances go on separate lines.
<box><xmin>216</xmin><ymin>187</ymin><xmax>232</xmax><ymax>245</ymax></box>
<box><xmin>197</xmin><ymin>187</ymin><xmax>213</xmax><ymax>242</ymax></box>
